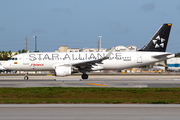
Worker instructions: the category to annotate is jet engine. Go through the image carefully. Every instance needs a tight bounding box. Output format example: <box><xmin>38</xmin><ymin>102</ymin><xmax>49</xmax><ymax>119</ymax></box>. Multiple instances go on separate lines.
<box><xmin>55</xmin><ymin>66</ymin><xmax>72</xmax><ymax>76</ymax></box>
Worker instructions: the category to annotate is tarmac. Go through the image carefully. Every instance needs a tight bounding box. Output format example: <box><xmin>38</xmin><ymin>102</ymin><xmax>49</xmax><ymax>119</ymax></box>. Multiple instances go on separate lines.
<box><xmin>0</xmin><ymin>75</ymin><xmax>180</xmax><ymax>88</ymax></box>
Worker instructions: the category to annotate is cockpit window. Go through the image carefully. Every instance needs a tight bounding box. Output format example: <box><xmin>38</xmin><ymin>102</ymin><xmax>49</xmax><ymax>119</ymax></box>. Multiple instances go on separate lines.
<box><xmin>9</xmin><ymin>57</ymin><xmax>18</xmax><ymax>60</ymax></box>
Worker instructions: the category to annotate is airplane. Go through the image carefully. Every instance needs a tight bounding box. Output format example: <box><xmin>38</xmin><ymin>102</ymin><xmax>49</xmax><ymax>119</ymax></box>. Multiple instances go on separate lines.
<box><xmin>2</xmin><ymin>23</ymin><xmax>174</xmax><ymax>80</ymax></box>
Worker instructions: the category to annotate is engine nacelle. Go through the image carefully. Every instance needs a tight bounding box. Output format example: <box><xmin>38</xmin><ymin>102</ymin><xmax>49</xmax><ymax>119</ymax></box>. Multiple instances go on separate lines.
<box><xmin>55</xmin><ymin>66</ymin><xmax>72</xmax><ymax>77</ymax></box>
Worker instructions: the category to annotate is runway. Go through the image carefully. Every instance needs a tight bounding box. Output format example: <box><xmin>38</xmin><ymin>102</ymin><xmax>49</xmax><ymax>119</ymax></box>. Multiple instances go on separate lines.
<box><xmin>0</xmin><ymin>75</ymin><xmax>180</xmax><ymax>88</ymax></box>
<box><xmin>0</xmin><ymin>104</ymin><xmax>180</xmax><ymax>120</ymax></box>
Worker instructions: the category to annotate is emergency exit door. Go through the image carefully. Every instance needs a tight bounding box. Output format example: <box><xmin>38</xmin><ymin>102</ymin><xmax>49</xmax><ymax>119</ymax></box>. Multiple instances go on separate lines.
<box><xmin>137</xmin><ymin>53</ymin><xmax>142</xmax><ymax>63</ymax></box>
<box><xmin>23</xmin><ymin>54</ymin><xmax>29</xmax><ymax>65</ymax></box>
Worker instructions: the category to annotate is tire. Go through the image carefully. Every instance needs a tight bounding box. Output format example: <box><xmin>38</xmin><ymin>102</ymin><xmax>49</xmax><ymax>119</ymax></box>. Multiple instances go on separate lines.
<box><xmin>24</xmin><ymin>76</ymin><xmax>29</xmax><ymax>80</ymax></box>
<box><xmin>82</xmin><ymin>74</ymin><xmax>88</xmax><ymax>79</ymax></box>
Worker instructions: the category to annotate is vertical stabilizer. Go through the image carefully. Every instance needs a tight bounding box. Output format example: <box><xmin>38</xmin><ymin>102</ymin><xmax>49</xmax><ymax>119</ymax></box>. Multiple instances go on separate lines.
<box><xmin>139</xmin><ymin>23</ymin><xmax>172</xmax><ymax>52</ymax></box>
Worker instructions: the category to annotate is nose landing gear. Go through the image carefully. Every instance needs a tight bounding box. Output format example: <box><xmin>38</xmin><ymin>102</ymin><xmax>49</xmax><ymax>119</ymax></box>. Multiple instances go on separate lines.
<box><xmin>24</xmin><ymin>72</ymin><xmax>29</xmax><ymax>80</ymax></box>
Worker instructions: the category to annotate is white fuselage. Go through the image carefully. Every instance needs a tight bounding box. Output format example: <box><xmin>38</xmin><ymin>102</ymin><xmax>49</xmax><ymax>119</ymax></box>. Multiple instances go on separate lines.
<box><xmin>2</xmin><ymin>51</ymin><xmax>174</xmax><ymax>71</ymax></box>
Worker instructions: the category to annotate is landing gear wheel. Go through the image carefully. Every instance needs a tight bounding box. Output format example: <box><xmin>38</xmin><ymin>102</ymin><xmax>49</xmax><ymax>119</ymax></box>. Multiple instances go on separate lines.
<box><xmin>24</xmin><ymin>76</ymin><xmax>28</xmax><ymax>80</ymax></box>
<box><xmin>82</xmin><ymin>74</ymin><xmax>88</xmax><ymax>79</ymax></box>
<box><xmin>24</xmin><ymin>72</ymin><xmax>29</xmax><ymax>80</ymax></box>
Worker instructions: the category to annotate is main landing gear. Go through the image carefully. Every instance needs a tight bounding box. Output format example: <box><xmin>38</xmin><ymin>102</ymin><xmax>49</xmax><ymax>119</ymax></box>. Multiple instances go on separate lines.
<box><xmin>81</xmin><ymin>73</ymin><xmax>88</xmax><ymax>79</ymax></box>
<box><xmin>24</xmin><ymin>72</ymin><xmax>29</xmax><ymax>80</ymax></box>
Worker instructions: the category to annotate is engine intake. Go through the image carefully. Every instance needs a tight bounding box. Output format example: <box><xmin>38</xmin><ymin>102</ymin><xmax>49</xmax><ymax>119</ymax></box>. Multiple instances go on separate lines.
<box><xmin>55</xmin><ymin>66</ymin><xmax>72</xmax><ymax>76</ymax></box>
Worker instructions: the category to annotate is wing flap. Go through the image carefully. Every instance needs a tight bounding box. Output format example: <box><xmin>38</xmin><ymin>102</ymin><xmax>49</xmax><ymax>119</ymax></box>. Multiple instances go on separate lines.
<box><xmin>152</xmin><ymin>53</ymin><xmax>174</xmax><ymax>59</ymax></box>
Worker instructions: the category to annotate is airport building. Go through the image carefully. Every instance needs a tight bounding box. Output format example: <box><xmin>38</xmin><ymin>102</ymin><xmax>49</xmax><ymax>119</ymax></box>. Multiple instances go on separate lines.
<box><xmin>114</xmin><ymin>45</ymin><xmax>137</xmax><ymax>51</ymax></box>
<box><xmin>55</xmin><ymin>46</ymin><xmax>80</xmax><ymax>52</ymax></box>
<box><xmin>167</xmin><ymin>58</ymin><xmax>180</xmax><ymax>70</ymax></box>
<box><xmin>55</xmin><ymin>45</ymin><xmax>137</xmax><ymax>52</ymax></box>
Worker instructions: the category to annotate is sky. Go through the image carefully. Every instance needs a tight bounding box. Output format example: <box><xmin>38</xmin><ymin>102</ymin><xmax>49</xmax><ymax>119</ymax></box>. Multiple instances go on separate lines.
<box><xmin>0</xmin><ymin>0</ymin><xmax>180</xmax><ymax>53</ymax></box>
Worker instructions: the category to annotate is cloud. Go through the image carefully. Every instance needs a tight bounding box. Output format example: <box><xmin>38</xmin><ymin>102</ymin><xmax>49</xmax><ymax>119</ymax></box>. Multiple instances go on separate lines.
<box><xmin>31</xmin><ymin>28</ymin><xmax>45</xmax><ymax>34</ymax></box>
<box><xmin>53</xmin><ymin>7</ymin><xmax>71</xmax><ymax>14</ymax></box>
<box><xmin>108</xmin><ymin>22</ymin><xmax>129</xmax><ymax>34</ymax></box>
<box><xmin>139</xmin><ymin>3</ymin><xmax>155</xmax><ymax>11</ymax></box>
<box><xmin>0</xmin><ymin>27</ymin><xmax>5</xmax><ymax>32</ymax></box>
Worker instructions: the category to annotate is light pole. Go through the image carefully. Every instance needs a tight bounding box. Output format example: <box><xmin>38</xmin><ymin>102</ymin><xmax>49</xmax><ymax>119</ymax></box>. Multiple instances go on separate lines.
<box><xmin>25</xmin><ymin>36</ymin><xmax>27</xmax><ymax>53</ymax></box>
<box><xmin>99</xmin><ymin>36</ymin><xmax>102</xmax><ymax>50</ymax></box>
<box><xmin>33</xmin><ymin>36</ymin><xmax>37</xmax><ymax>52</ymax></box>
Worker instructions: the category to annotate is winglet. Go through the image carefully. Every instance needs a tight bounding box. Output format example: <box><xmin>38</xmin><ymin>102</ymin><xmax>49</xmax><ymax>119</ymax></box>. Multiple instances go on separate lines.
<box><xmin>103</xmin><ymin>47</ymin><xmax>114</xmax><ymax>59</ymax></box>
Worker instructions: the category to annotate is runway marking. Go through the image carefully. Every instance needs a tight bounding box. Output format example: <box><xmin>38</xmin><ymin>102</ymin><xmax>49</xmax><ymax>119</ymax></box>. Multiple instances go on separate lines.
<box><xmin>47</xmin><ymin>74</ymin><xmax>53</xmax><ymax>76</ymax></box>
<box><xmin>55</xmin><ymin>79</ymin><xmax>81</xmax><ymax>81</ymax></box>
<box><xmin>86</xmin><ymin>83</ymin><xmax>110</xmax><ymax>87</ymax></box>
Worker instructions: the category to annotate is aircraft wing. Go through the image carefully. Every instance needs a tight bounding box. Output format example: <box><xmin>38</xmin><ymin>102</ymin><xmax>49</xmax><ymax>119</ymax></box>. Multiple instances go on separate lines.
<box><xmin>152</xmin><ymin>53</ymin><xmax>174</xmax><ymax>59</ymax></box>
<box><xmin>71</xmin><ymin>47</ymin><xmax>114</xmax><ymax>67</ymax></box>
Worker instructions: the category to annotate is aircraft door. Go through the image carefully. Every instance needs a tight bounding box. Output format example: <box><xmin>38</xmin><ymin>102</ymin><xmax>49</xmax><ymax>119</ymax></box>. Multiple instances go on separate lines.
<box><xmin>23</xmin><ymin>54</ymin><xmax>29</xmax><ymax>65</ymax></box>
<box><xmin>137</xmin><ymin>53</ymin><xmax>142</xmax><ymax>63</ymax></box>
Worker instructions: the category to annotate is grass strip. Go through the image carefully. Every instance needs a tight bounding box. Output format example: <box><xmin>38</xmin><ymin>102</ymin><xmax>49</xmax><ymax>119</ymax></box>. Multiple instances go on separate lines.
<box><xmin>0</xmin><ymin>87</ymin><xmax>180</xmax><ymax>104</ymax></box>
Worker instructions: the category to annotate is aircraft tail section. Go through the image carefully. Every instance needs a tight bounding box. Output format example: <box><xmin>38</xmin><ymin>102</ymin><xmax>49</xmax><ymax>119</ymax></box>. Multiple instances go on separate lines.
<box><xmin>139</xmin><ymin>23</ymin><xmax>172</xmax><ymax>52</ymax></box>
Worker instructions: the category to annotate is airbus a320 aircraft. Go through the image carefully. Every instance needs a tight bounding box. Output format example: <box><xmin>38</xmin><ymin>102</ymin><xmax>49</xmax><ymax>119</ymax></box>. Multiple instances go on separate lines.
<box><xmin>3</xmin><ymin>23</ymin><xmax>174</xmax><ymax>80</ymax></box>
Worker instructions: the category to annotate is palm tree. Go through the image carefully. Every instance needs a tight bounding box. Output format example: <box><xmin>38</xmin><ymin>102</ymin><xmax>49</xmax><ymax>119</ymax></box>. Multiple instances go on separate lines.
<box><xmin>22</xmin><ymin>49</ymin><xmax>26</xmax><ymax>53</ymax></box>
<box><xmin>1</xmin><ymin>51</ymin><xmax>8</xmax><ymax>60</ymax></box>
<box><xmin>8</xmin><ymin>50</ymin><xmax>12</xmax><ymax>58</ymax></box>
<box><xmin>18</xmin><ymin>50</ymin><xmax>21</xmax><ymax>54</ymax></box>
<box><xmin>3</xmin><ymin>52</ymin><xmax>9</xmax><ymax>60</ymax></box>
<box><xmin>14</xmin><ymin>52</ymin><xmax>18</xmax><ymax>55</ymax></box>
<box><xmin>0</xmin><ymin>51</ymin><xmax>2</xmax><ymax>60</ymax></box>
